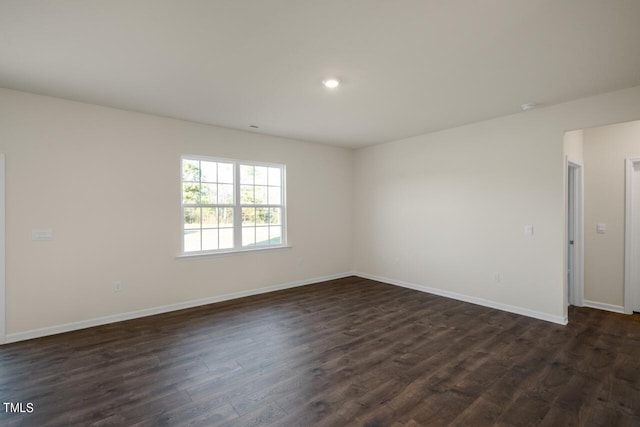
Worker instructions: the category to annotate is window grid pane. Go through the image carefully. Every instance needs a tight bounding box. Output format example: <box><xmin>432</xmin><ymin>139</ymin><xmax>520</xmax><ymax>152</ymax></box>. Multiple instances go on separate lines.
<box><xmin>184</xmin><ymin>230</ymin><xmax>201</xmax><ymax>252</ymax></box>
<box><xmin>201</xmin><ymin>161</ymin><xmax>217</xmax><ymax>183</ymax></box>
<box><xmin>256</xmin><ymin>226</ymin><xmax>269</xmax><ymax>246</ymax></box>
<box><xmin>255</xmin><ymin>167</ymin><xmax>268</xmax><ymax>185</ymax></box>
<box><xmin>242</xmin><ymin>226</ymin><xmax>255</xmax><ymax>247</ymax></box>
<box><xmin>202</xmin><ymin>229</ymin><xmax>219</xmax><ymax>251</ymax></box>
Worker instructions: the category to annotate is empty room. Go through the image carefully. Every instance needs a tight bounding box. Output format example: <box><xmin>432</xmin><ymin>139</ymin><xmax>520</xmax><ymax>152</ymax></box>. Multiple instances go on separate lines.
<box><xmin>1</xmin><ymin>1</ymin><xmax>640</xmax><ymax>426</ymax></box>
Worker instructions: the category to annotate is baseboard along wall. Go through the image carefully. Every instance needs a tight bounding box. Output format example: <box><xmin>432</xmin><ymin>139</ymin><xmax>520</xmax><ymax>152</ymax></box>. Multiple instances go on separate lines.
<box><xmin>11</xmin><ymin>271</ymin><xmax>619</xmax><ymax>344</ymax></box>
<box><xmin>582</xmin><ymin>299</ymin><xmax>625</xmax><ymax>314</ymax></box>
<box><xmin>353</xmin><ymin>272</ymin><xmax>568</xmax><ymax>325</ymax></box>
<box><xmin>4</xmin><ymin>272</ymin><xmax>353</xmax><ymax>344</ymax></box>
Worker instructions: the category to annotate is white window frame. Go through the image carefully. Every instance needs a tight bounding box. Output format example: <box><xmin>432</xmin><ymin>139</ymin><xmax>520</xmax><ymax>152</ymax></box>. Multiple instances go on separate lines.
<box><xmin>180</xmin><ymin>155</ymin><xmax>287</xmax><ymax>256</ymax></box>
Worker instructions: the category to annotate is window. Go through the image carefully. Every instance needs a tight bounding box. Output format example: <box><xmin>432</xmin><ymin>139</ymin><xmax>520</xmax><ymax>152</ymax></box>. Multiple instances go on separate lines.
<box><xmin>181</xmin><ymin>156</ymin><xmax>286</xmax><ymax>254</ymax></box>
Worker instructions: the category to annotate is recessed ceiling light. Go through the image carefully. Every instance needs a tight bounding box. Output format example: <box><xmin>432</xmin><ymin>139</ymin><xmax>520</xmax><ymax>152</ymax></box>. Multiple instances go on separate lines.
<box><xmin>322</xmin><ymin>78</ymin><xmax>340</xmax><ymax>89</ymax></box>
<box><xmin>521</xmin><ymin>103</ymin><xmax>537</xmax><ymax>111</ymax></box>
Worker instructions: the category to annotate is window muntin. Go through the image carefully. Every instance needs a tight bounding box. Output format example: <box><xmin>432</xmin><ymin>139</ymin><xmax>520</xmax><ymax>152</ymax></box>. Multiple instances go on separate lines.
<box><xmin>181</xmin><ymin>156</ymin><xmax>285</xmax><ymax>254</ymax></box>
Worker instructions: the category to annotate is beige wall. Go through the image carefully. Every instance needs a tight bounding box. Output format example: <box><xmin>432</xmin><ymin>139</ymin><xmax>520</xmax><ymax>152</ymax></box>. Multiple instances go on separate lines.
<box><xmin>3</xmin><ymin>84</ymin><xmax>640</xmax><ymax>336</ymax></box>
<box><xmin>0</xmin><ymin>88</ymin><xmax>353</xmax><ymax>334</ymax></box>
<box><xmin>583</xmin><ymin>120</ymin><xmax>640</xmax><ymax>307</ymax></box>
<box><xmin>354</xmin><ymin>85</ymin><xmax>640</xmax><ymax>322</ymax></box>
<box><xmin>564</xmin><ymin>129</ymin><xmax>584</xmax><ymax>163</ymax></box>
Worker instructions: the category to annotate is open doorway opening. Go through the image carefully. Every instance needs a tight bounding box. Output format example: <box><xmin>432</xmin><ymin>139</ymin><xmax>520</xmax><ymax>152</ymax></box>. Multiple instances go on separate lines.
<box><xmin>567</xmin><ymin>159</ymin><xmax>584</xmax><ymax>309</ymax></box>
<box><xmin>566</xmin><ymin>119</ymin><xmax>640</xmax><ymax>317</ymax></box>
<box><xmin>624</xmin><ymin>158</ymin><xmax>640</xmax><ymax>314</ymax></box>
<box><xmin>0</xmin><ymin>153</ymin><xmax>5</xmax><ymax>344</ymax></box>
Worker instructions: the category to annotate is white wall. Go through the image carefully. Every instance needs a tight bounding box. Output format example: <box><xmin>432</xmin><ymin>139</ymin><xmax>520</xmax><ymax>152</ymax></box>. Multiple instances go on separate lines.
<box><xmin>583</xmin><ymin>120</ymin><xmax>640</xmax><ymax>308</ymax></box>
<box><xmin>0</xmin><ymin>88</ymin><xmax>353</xmax><ymax>335</ymax></box>
<box><xmin>354</xmin><ymin>85</ymin><xmax>640</xmax><ymax>323</ymax></box>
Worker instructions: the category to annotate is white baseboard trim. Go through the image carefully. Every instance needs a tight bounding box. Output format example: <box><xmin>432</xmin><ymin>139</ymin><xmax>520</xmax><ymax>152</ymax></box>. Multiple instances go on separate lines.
<box><xmin>4</xmin><ymin>272</ymin><xmax>354</xmax><ymax>344</ymax></box>
<box><xmin>583</xmin><ymin>300</ymin><xmax>625</xmax><ymax>314</ymax></box>
<box><xmin>354</xmin><ymin>272</ymin><xmax>568</xmax><ymax>325</ymax></box>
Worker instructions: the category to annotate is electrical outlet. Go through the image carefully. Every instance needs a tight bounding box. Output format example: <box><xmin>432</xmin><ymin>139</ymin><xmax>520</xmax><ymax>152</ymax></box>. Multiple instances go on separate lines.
<box><xmin>492</xmin><ymin>272</ymin><xmax>501</xmax><ymax>283</ymax></box>
<box><xmin>113</xmin><ymin>280</ymin><xmax>123</xmax><ymax>293</ymax></box>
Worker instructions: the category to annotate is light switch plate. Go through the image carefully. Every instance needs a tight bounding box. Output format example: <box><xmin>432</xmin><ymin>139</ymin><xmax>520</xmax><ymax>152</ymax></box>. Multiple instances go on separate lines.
<box><xmin>524</xmin><ymin>225</ymin><xmax>534</xmax><ymax>236</ymax></box>
<box><xmin>597</xmin><ymin>223</ymin><xmax>606</xmax><ymax>234</ymax></box>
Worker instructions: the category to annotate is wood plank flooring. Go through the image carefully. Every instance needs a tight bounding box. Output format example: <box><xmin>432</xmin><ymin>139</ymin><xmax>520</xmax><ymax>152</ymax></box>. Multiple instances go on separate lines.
<box><xmin>1</xmin><ymin>276</ymin><xmax>639</xmax><ymax>426</ymax></box>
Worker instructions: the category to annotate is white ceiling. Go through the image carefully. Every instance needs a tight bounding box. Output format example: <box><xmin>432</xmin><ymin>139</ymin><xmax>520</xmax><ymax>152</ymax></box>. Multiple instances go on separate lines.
<box><xmin>1</xmin><ymin>1</ymin><xmax>640</xmax><ymax>148</ymax></box>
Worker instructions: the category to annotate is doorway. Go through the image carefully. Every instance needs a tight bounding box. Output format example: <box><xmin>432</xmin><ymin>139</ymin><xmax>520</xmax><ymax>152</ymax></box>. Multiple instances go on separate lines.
<box><xmin>0</xmin><ymin>153</ymin><xmax>5</xmax><ymax>344</ymax></box>
<box><xmin>567</xmin><ymin>158</ymin><xmax>584</xmax><ymax>308</ymax></box>
<box><xmin>624</xmin><ymin>158</ymin><xmax>640</xmax><ymax>314</ymax></box>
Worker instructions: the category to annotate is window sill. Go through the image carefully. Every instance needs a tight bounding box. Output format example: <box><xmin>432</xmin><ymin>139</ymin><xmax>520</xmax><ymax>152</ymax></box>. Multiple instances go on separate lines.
<box><xmin>176</xmin><ymin>245</ymin><xmax>292</xmax><ymax>260</ymax></box>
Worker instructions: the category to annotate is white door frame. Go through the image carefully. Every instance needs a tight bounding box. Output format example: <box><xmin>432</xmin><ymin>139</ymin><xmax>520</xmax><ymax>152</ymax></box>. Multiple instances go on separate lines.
<box><xmin>566</xmin><ymin>157</ymin><xmax>584</xmax><ymax>310</ymax></box>
<box><xmin>0</xmin><ymin>154</ymin><xmax>5</xmax><ymax>344</ymax></box>
<box><xmin>624</xmin><ymin>157</ymin><xmax>640</xmax><ymax>314</ymax></box>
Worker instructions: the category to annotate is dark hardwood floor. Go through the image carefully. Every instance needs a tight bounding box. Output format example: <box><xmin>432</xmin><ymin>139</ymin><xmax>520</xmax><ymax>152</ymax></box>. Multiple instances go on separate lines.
<box><xmin>1</xmin><ymin>276</ymin><xmax>639</xmax><ymax>426</ymax></box>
